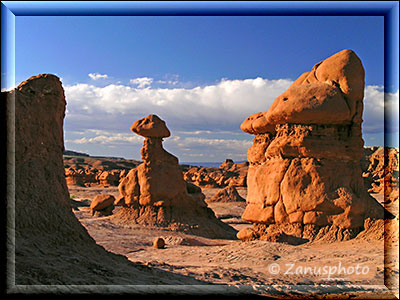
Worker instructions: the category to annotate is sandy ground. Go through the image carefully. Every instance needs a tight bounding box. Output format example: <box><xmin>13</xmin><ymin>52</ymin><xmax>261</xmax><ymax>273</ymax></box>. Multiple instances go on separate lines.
<box><xmin>69</xmin><ymin>186</ymin><xmax>399</xmax><ymax>298</ymax></box>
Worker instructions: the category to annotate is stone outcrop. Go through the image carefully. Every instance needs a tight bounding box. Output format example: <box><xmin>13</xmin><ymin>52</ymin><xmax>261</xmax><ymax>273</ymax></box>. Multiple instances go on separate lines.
<box><xmin>8</xmin><ymin>74</ymin><xmax>204</xmax><ymax>285</ymax></box>
<box><xmin>113</xmin><ymin>114</ymin><xmax>236</xmax><ymax>239</ymax></box>
<box><xmin>183</xmin><ymin>159</ymin><xmax>248</xmax><ymax>188</ymax></box>
<box><xmin>64</xmin><ymin>155</ymin><xmax>248</xmax><ymax>189</ymax></box>
<box><xmin>90</xmin><ymin>194</ymin><xmax>115</xmax><ymax>216</ymax></box>
<box><xmin>238</xmin><ymin>50</ymin><xmax>384</xmax><ymax>242</ymax></box>
<box><xmin>64</xmin><ymin>155</ymin><xmax>140</xmax><ymax>187</ymax></box>
<box><xmin>208</xmin><ymin>186</ymin><xmax>245</xmax><ymax>203</ymax></box>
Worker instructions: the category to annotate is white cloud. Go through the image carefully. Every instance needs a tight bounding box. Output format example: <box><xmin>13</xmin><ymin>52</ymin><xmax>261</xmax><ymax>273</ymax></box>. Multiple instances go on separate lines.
<box><xmin>157</xmin><ymin>80</ymin><xmax>178</xmax><ymax>85</ymax></box>
<box><xmin>173</xmin><ymin>137</ymin><xmax>252</xmax><ymax>149</ymax></box>
<box><xmin>384</xmin><ymin>89</ymin><xmax>399</xmax><ymax>133</ymax></box>
<box><xmin>63</xmin><ymin>77</ymin><xmax>397</xmax><ymax>160</ymax></box>
<box><xmin>363</xmin><ymin>85</ymin><xmax>384</xmax><ymax>133</ymax></box>
<box><xmin>130</xmin><ymin>77</ymin><xmax>153</xmax><ymax>89</ymax></box>
<box><xmin>64</xmin><ymin>77</ymin><xmax>292</xmax><ymax>132</ymax></box>
<box><xmin>363</xmin><ymin>85</ymin><xmax>399</xmax><ymax>134</ymax></box>
<box><xmin>64</xmin><ymin>78</ymin><xmax>394</xmax><ymax>135</ymax></box>
<box><xmin>167</xmin><ymin>136</ymin><xmax>251</xmax><ymax>161</ymax></box>
<box><xmin>88</xmin><ymin>73</ymin><xmax>108</xmax><ymax>80</ymax></box>
<box><xmin>66</xmin><ymin>132</ymin><xmax>144</xmax><ymax>145</ymax></box>
<box><xmin>156</xmin><ymin>74</ymin><xmax>179</xmax><ymax>86</ymax></box>
<box><xmin>65</xmin><ymin>128</ymin><xmax>251</xmax><ymax>162</ymax></box>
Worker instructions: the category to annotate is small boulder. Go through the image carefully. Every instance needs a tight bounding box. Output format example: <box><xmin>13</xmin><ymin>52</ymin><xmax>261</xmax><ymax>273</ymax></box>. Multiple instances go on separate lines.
<box><xmin>237</xmin><ymin>227</ymin><xmax>258</xmax><ymax>241</ymax></box>
<box><xmin>153</xmin><ymin>237</ymin><xmax>165</xmax><ymax>249</ymax></box>
<box><xmin>90</xmin><ymin>194</ymin><xmax>115</xmax><ymax>216</ymax></box>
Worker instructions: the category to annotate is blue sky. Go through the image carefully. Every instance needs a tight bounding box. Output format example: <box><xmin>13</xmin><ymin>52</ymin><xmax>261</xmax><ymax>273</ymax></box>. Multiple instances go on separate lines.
<box><xmin>15</xmin><ymin>15</ymin><xmax>398</xmax><ymax>161</ymax></box>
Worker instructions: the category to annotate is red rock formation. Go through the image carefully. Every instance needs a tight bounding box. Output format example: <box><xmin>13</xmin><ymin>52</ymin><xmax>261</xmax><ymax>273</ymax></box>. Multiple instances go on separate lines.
<box><xmin>9</xmin><ymin>74</ymin><xmax>203</xmax><ymax>284</ymax></box>
<box><xmin>64</xmin><ymin>156</ymin><xmax>140</xmax><ymax>187</ymax></box>
<box><xmin>208</xmin><ymin>186</ymin><xmax>245</xmax><ymax>203</ymax></box>
<box><xmin>130</xmin><ymin>114</ymin><xmax>171</xmax><ymax>138</ymax></box>
<box><xmin>183</xmin><ymin>159</ymin><xmax>248</xmax><ymax>188</ymax></box>
<box><xmin>362</xmin><ymin>147</ymin><xmax>399</xmax><ymax>203</ymax></box>
<box><xmin>238</xmin><ymin>50</ymin><xmax>384</xmax><ymax>242</ymax></box>
<box><xmin>90</xmin><ymin>194</ymin><xmax>115</xmax><ymax>216</ymax></box>
<box><xmin>113</xmin><ymin>114</ymin><xmax>236</xmax><ymax>239</ymax></box>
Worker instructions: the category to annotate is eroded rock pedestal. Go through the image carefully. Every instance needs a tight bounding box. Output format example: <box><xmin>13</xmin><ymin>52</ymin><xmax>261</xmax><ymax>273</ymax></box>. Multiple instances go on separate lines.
<box><xmin>113</xmin><ymin>114</ymin><xmax>236</xmax><ymax>239</ymax></box>
<box><xmin>238</xmin><ymin>50</ymin><xmax>384</xmax><ymax>243</ymax></box>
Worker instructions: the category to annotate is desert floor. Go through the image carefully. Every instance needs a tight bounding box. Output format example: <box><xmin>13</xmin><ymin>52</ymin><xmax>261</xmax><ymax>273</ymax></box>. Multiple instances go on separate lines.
<box><xmin>69</xmin><ymin>186</ymin><xmax>399</xmax><ymax>298</ymax></box>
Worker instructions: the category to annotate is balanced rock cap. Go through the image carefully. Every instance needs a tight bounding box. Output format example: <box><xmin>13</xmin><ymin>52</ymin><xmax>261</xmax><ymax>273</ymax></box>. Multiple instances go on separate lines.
<box><xmin>130</xmin><ymin>114</ymin><xmax>171</xmax><ymax>138</ymax></box>
<box><xmin>241</xmin><ymin>49</ymin><xmax>364</xmax><ymax>135</ymax></box>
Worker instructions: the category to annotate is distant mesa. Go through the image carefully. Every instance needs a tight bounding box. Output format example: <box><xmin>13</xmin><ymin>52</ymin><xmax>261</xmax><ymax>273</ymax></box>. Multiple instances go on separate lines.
<box><xmin>64</xmin><ymin>149</ymin><xmax>90</xmax><ymax>157</ymax></box>
<box><xmin>238</xmin><ymin>49</ymin><xmax>387</xmax><ymax>243</ymax></box>
<box><xmin>113</xmin><ymin>114</ymin><xmax>237</xmax><ymax>239</ymax></box>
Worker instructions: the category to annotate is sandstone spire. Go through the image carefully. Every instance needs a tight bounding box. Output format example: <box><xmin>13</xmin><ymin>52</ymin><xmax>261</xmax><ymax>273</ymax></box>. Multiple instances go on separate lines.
<box><xmin>114</xmin><ymin>114</ymin><xmax>236</xmax><ymax>239</ymax></box>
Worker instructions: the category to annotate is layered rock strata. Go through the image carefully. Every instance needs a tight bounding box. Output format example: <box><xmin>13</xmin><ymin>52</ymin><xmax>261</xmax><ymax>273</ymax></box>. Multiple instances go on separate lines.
<box><xmin>238</xmin><ymin>50</ymin><xmax>384</xmax><ymax>242</ymax></box>
<box><xmin>113</xmin><ymin>114</ymin><xmax>236</xmax><ymax>239</ymax></box>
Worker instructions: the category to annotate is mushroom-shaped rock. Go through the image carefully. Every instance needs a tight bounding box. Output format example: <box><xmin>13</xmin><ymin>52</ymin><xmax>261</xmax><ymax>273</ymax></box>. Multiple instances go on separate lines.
<box><xmin>264</xmin><ymin>82</ymin><xmax>351</xmax><ymax>125</ymax></box>
<box><xmin>130</xmin><ymin>114</ymin><xmax>170</xmax><ymax>138</ymax></box>
<box><xmin>288</xmin><ymin>49</ymin><xmax>365</xmax><ymax>123</ymax></box>
<box><xmin>113</xmin><ymin>115</ymin><xmax>237</xmax><ymax>239</ymax></box>
<box><xmin>238</xmin><ymin>50</ymin><xmax>384</xmax><ymax>243</ymax></box>
<box><xmin>241</xmin><ymin>49</ymin><xmax>365</xmax><ymax>136</ymax></box>
<box><xmin>240</xmin><ymin>112</ymin><xmax>275</xmax><ymax>135</ymax></box>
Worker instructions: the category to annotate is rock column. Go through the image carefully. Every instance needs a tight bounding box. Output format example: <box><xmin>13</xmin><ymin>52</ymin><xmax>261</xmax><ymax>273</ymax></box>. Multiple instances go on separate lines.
<box><xmin>114</xmin><ymin>114</ymin><xmax>236</xmax><ymax>239</ymax></box>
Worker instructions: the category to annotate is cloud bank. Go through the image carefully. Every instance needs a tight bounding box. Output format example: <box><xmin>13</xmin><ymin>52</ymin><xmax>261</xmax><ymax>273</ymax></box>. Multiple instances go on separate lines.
<box><xmin>64</xmin><ymin>77</ymin><xmax>398</xmax><ymax>161</ymax></box>
<box><xmin>65</xmin><ymin>77</ymin><xmax>292</xmax><ymax>131</ymax></box>
<box><xmin>129</xmin><ymin>77</ymin><xmax>154</xmax><ymax>88</ymax></box>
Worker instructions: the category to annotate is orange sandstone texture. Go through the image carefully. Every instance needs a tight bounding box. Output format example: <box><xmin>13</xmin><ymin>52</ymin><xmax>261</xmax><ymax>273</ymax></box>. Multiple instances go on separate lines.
<box><xmin>113</xmin><ymin>114</ymin><xmax>237</xmax><ymax>239</ymax></box>
<box><xmin>238</xmin><ymin>50</ymin><xmax>384</xmax><ymax>243</ymax></box>
<box><xmin>90</xmin><ymin>194</ymin><xmax>115</xmax><ymax>216</ymax></box>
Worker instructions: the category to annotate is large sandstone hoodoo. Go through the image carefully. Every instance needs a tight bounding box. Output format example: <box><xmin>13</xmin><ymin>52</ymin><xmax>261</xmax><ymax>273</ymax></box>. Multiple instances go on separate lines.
<box><xmin>113</xmin><ymin>114</ymin><xmax>236</xmax><ymax>239</ymax></box>
<box><xmin>238</xmin><ymin>50</ymin><xmax>384</xmax><ymax>242</ymax></box>
<box><xmin>9</xmin><ymin>74</ymin><xmax>202</xmax><ymax>285</ymax></box>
